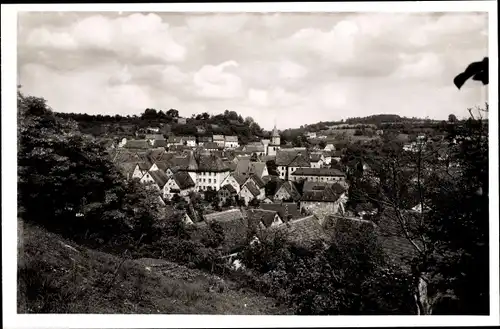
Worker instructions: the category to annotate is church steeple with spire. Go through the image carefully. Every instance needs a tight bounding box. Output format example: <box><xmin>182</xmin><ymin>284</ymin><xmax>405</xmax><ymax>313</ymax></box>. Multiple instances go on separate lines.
<box><xmin>267</xmin><ymin>119</ymin><xmax>281</xmax><ymax>156</ymax></box>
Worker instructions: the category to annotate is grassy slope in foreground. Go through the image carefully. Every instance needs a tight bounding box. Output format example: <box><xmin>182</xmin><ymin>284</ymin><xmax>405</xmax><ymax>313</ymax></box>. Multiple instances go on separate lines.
<box><xmin>17</xmin><ymin>220</ymin><xmax>290</xmax><ymax>314</ymax></box>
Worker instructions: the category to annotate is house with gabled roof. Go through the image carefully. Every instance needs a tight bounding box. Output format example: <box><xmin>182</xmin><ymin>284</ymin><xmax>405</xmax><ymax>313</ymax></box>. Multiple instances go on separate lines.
<box><xmin>247</xmin><ymin>209</ymin><xmax>283</xmax><ymax>230</ymax></box>
<box><xmin>197</xmin><ymin>136</ymin><xmax>213</xmax><ymax>146</ymax></box>
<box><xmin>300</xmin><ymin>183</ymin><xmax>348</xmax><ymax>225</ymax></box>
<box><xmin>274</xmin><ymin>181</ymin><xmax>301</xmax><ymax>202</ymax></box>
<box><xmin>163</xmin><ymin>171</ymin><xmax>196</xmax><ymax>200</ymax></box>
<box><xmin>275</xmin><ymin>149</ymin><xmax>311</xmax><ymax>181</ymax></box>
<box><xmin>310</xmin><ymin>153</ymin><xmax>324</xmax><ymax>168</ymax></box>
<box><xmin>217</xmin><ymin>184</ymin><xmax>238</xmax><ymax>207</ymax></box>
<box><xmin>220</xmin><ymin>172</ymin><xmax>247</xmax><ymax>194</ymax></box>
<box><xmin>167</xmin><ymin>136</ymin><xmax>184</xmax><ymax>147</ymax></box>
<box><xmin>194</xmin><ymin>209</ymin><xmax>250</xmax><ymax>253</ymax></box>
<box><xmin>179</xmin><ymin>153</ymin><xmax>232</xmax><ymax>192</ymax></box>
<box><xmin>213</xmin><ymin>135</ymin><xmax>226</xmax><ymax>148</ymax></box>
<box><xmin>260</xmin><ymin>202</ymin><xmax>302</xmax><ymax>222</ymax></box>
<box><xmin>124</xmin><ymin>139</ymin><xmax>151</xmax><ymax>150</ymax></box>
<box><xmin>271</xmin><ymin>215</ymin><xmax>331</xmax><ymax>249</ymax></box>
<box><xmin>290</xmin><ymin>167</ymin><xmax>347</xmax><ymax>185</ymax></box>
<box><xmin>132</xmin><ymin>161</ymin><xmax>152</xmax><ymax>179</ymax></box>
<box><xmin>204</xmin><ymin>142</ymin><xmax>220</xmax><ymax>151</ymax></box>
<box><xmin>139</xmin><ymin>169</ymin><xmax>169</xmax><ymax>191</ymax></box>
<box><xmin>239</xmin><ymin>180</ymin><xmax>262</xmax><ymax>206</ymax></box>
<box><xmin>224</xmin><ymin>135</ymin><xmax>239</xmax><ymax>149</ymax></box>
<box><xmin>182</xmin><ymin>136</ymin><xmax>197</xmax><ymax>148</ymax></box>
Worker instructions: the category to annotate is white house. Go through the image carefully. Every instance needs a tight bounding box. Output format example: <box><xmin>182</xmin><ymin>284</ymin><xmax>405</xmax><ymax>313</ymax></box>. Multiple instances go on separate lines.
<box><xmin>183</xmin><ymin>136</ymin><xmax>197</xmax><ymax>148</ymax></box>
<box><xmin>183</xmin><ymin>154</ymin><xmax>232</xmax><ymax>192</ymax></box>
<box><xmin>290</xmin><ymin>167</ymin><xmax>347</xmax><ymax>185</ymax></box>
<box><xmin>310</xmin><ymin>153</ymin><xmax>324</xmax><ymax>168</ymax></box>
<box><xmin>224</xmin><ymin>135</ymin><xmax>240</xmax><ymax>149</ymax></box>
<box><xmin>324</xmin><ymin>143</ymin><xmax>336</xmax><ymax>151</ymax></box>
<box><xmin>163</xmin><ymin>171</ymin><xmax>196</xmax><ymax>200</ymax></box>
<box><xmin>239</xmin><ymin>180</ymin><xmax>261</xmax><ymax>206</ymax></box>
<box><xmin>306</xmin><ymin>132</ymin><xmax>317</xmax><ymax>139</ymax></box>
<box><xmin>132</xmin><ymin>162</ymin><xmax>151</xmax><ymax>179</ymax></box>
<box><xmin>213</xmin><ymin>135</ymin><xmax>226</xmax><ymax>148</ymax></box>
<box><xmin>220</xmin><ymin>173</ymin><xmax>246</xmax><ymax>194</ymax></box>
<box><xmin>300</xmin><ymin>183</ymin><xmax>348</xmax><ymax>224</ymax></box>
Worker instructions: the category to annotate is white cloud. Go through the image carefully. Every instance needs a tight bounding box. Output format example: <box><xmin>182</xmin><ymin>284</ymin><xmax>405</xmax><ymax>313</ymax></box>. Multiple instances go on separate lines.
<box><xmin>185</xmin><ymin>14</ymin><xmax>249</xmax><ymax>35</ymax></box>
<box><xmin>22</xmin><ymin>13</ymin><xmax>187</xmax><ymax>63</ymax></box>
<box><xmin>248</xmin><ymin>89</ymin><xmax>269</xmax><ymax>107</ymax></box>
<box><xmin>193</xmin><ymin>61</ymin><xmax>244</xmax><ymax>99</ymax></box>
<box><xmin>17</xmin><ymin>12</ymin><xmax>489</xmax><ymax>130</ymax></box>
<box><xmin>278</xmin><ymin>60</ymin><xmax>308</xmax><ymax>80</ymax></box>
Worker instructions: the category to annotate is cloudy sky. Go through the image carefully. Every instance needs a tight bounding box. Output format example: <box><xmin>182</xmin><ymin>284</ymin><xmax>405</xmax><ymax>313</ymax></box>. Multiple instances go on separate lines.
<box><xmin>17</xmin><ymin>11</ymin><xmax>488</xmax><ymax>130</ymax></box>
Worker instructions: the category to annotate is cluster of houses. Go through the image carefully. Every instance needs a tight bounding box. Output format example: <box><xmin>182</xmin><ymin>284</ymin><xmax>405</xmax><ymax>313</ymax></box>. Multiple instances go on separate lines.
<box><xmin>106</xmin><ymin>124</ymin><xmax>358</xmax><ymax>254</ymax></box>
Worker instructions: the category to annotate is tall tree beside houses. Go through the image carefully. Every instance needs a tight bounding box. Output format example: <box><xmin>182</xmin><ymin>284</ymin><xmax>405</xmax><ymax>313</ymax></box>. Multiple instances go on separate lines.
<box><xmin>347</xmin><ymin>102</ymin><xmax>489</xmax><ymax>314</ymax></box>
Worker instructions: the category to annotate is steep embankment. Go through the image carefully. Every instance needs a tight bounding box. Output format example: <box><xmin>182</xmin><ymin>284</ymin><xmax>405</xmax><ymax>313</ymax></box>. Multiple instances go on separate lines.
<box><xmin>17</xmin><ymin>220</ymin><xmax>290</xmax><ymax>314</ymax></box>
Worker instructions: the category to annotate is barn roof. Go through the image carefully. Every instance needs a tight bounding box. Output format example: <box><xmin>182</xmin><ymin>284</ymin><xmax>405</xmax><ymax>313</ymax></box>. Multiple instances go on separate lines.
<box><xmin>301</xmin><ymin>183</ymin><xmax>346</xmax><ymax>202</ymax></box>
<box><xmin>149</xmin><ymin>170</ymin><xmax>169</xmax><ymax>188</ymax></box>
<box><xmin>274</xmin><ymin>215</ymin><xmax>330</xmax><ymax>248</ymax></box>
<box><xmin>243</xmin><ymin>180</ymin><xmax>260</xmax><ymax>197</ymax></box>
<box><xmin>260</xmin><ymin>202</ymin><xmax>301</xmax><ymax>221</ymax></box>
<box><xmin>275</xmin><ymin>150</ymin><xmax>310</xmax><ymax>167</ymax></box>
<box><xmin>291</xmin><ymin>167</ymin><xmax>345</xmax><ymax>177</ymax></box>
<box><xmin>275</xmin><ymin>181</ymin><xmax>301</xmax><ymax>202</ymax></box>
<box><xmin>247</xmin><ymin>209</ymin><xmax>279</xmax><ymax>228</ymax></box>
<box><xmin>172</xmin><ymin>171</ymin><xmax>195</xmax><ymax>190</ymax></box>
<box><xmin>124</xmin><ymin>139</ymin><xmax>150</xmax><ymax>150</ymax></box>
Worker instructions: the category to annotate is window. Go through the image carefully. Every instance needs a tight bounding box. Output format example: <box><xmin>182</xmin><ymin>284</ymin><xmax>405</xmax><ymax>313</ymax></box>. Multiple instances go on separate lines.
<box><xmin>203</xmin><ymin>179</ymin><xmax>206</xmax><ymax>182</ymax></box>
<box><xmin>208</xmin><ymin>179</ymin><xmax>212</xmax><ymax>183</ymax></box>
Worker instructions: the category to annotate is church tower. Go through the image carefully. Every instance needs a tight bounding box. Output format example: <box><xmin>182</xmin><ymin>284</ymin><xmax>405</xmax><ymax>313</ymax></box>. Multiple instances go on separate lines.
<box><xmin>267</xmin><ymin>122</ymin><xmax>281</xmax><ymax>156</ymax></box>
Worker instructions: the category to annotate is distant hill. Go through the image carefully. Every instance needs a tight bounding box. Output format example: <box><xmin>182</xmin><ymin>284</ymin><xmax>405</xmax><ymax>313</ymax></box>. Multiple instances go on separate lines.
<box><xmin>55</xmin><ymin>109</ymin><xmax>268</xmax><ymax>145</ymax></box>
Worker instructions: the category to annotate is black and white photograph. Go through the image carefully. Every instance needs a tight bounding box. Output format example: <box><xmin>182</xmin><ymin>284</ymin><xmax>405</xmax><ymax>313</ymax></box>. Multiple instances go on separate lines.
<box><xmin>2</xmin><ymin>1</ymin><xmax>499</xmax><ymax>328</ymax></box>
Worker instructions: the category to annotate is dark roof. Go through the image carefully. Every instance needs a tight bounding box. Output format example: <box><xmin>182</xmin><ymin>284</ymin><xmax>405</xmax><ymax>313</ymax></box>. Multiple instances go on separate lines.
<box><xmin>232</xmin><ymin>173</ymin><xmax>249</xmax><ymax>186</ymax></box>
<box><xmin>146</xmin><ymin>134</ymin><xmax>165</xmax><ymax>140</ymax></box>
<box><xmin>204</xmin><ymin>142</ymin><xmax>220</xmax><ymax>149</ymax></box>
<box><xmin>149</xmin><ymin>170</ymin><xmax>169</xmax><ymax>187</ymax></box>
<box><xmin>249</xmin><ymin>162</ymin><xmax>267</xmax><ymax>177</ymax></box>
<box><xmin>152</xmin><ymin>140</ymin><xmax>168</xmax><ymax>148</ymax></box>
<box><xmin>124</xmin><ymin>139</ymin><xmax>150</xmax><ymax>149</ymax></box>
<box><xmin>172</xmin><ymin>171</ymin><xmax>195</xmax><ymax>190</ymax></box>
<box><xmin>225</xmin><ymin>135</ymin><xmax>239</xmax><ymax>142</ymax></box>
<box><xmin>249</xmin><ymin>174</ymin><xmax>265</xmax><ymax>188</ymax></box>
<box><xmin>301</xmin><ymin>183</ymin><xmax>346</xmax><ymax>202</ymax></box>
<box><xmin>275</xmin><ymin>181</ymin><xmax>301</xmax><ymax>202</ymax></box>
<box><xmin>147</xmin><ymin>149</ymin><xmax>166</xmax><ymax>162</ymax></box>
<box><xmin>204</xmin><ymin>209</ymin><xmax>244</xmax><ymax>222</ymax></box>
<box><xmin>243</xmin><ymin>180</ymin><xmax>261</xmax><ymax>197</ymax></box>
<box><xmin>198</xmin><ymin>136</ymin><xmax>213</xmax><ymax>142</ymax></box>
<box><xmin>235</xmin><ymin>158</ymin><xmax>251</xmax><ymax>175</ymax></box>
<box><xmin>167</xmin><ymin>136</ymin><xmax>182</xmax><ymax>143</ymax></box>
<box><xmin>154</xmin><ymin>162</ymin><xmax>169</xmax><ymax>171</ymax></box>
<box><xmin>310</xmin><ymin>153</ymin><xmax>323</xmax><ymax>162</ymax></box>
<box><xmin>137</xmin><ymin>161</ymin><xmax>152</xmax><ymax>171</ymax></box>
<box><xmin>224</xmin><ymin>160</ymin><xmax>237</xmax><ymax>171</ymax></box>
<box><xmin>275</xmin><ymin>149</ymin><xmax>311</xmax><ymax>167</ymax></box>
<box><xmin>247</xmin><ymin>209</ymin><xmax>279</xmax><ymax>228</ymax></box>
<box><xmin>260</xmin><ymin>155</ymin><xmax>276</xmax><ymax>162</ymax></box>
<box><xmin>274</xmin><ymin>215</ymin><xmax>330</xmax><ymax>248</ymax></box>
<box><xmin>219</xmin><ymin>184</ymin><xmax>237</xmax><ymax>194</ymax></box>
<box><xmin>196</xmin><ymin>154</ymin><xmax>230</xmax><ymax>172</ymax></box>
<box><xmin>303</xmin><ymin>181</ymin><xmax>332</xmax><ymax>192</ymax></box>
<box><xmin>260</xmin><ymin>202</ymin><xmax>301</xmax><ymax>221</ymax></box>
<box><xmin>116</xmin><ymin>162</ymin><xmax>136</xmax><ymax>177</ymax></box>
<box><xmin>291</xmin><ymin>167</ymin><xmax>345</xmax><ymax>177</ymax></box>
<box><xmin>243</xmin><ymin>145</ymin><xmax>264</xmax><ymax>153</ymax></box>
<box><xmin>198</xmin><ymin>209</ymin><xmax>249</xmax><ymax>252</ymax></box>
